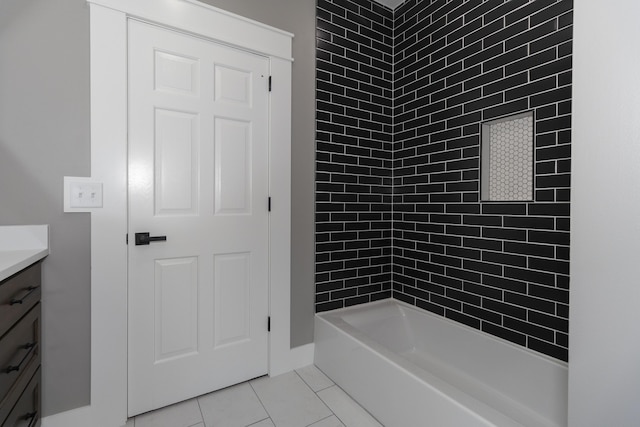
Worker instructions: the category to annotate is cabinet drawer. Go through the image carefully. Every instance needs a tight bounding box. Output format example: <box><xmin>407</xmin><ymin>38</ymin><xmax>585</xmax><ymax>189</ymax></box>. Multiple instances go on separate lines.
<box><xmin>1</xmin><ymin>368</ymin><xmax>40</xmax><ymax>427</ymax></box>
<box><xmin>0</xmin><ymin>264</ymin><xmax>41</xmax><ymax>338</ymax></box>
<box><xmin>0</xmin><ymin>305</ymin><xmax>40</xmax><ymax>422</ymax></box>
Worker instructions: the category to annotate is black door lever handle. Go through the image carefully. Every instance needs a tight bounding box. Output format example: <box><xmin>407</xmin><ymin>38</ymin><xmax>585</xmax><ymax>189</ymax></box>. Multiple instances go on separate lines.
<box><xmin>135</xmin><ymin>232</ymin><xmax>167</xmax><ymax>246</ymax></box>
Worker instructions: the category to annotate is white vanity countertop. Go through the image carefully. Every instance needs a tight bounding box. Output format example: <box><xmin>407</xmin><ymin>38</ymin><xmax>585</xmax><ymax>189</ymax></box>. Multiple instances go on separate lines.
<box><xmin>0</xmin><ymin>225</ymin><xmax>49</xmax><ymax>282</ymax></box>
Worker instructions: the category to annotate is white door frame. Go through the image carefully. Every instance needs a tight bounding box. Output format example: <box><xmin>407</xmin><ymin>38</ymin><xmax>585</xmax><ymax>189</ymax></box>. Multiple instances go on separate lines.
<box><xmin>86</xmin><ymin>1</ymin><xmax>292</xmax><ymax>426</ymax></box>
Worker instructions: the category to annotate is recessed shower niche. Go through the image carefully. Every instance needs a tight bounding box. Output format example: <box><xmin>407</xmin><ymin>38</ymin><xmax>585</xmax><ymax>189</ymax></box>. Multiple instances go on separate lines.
<box><xmin>481</xmin><ymin>112</ymin><xmax>535</xmax><ymax>202</ymax></box>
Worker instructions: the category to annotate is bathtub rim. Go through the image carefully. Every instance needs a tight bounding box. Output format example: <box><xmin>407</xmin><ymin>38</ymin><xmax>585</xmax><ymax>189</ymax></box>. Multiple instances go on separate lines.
<box><xmin>317</xmin><ymin>298</ymin><xmax>568</xmax><ymax>369</ymax></box>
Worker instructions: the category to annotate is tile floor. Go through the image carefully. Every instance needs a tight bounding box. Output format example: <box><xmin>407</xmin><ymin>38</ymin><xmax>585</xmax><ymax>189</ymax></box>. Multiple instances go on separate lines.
<box><xmin>125</xmin><ymin>365</ymin><xmax>383</xmax><ymax>427</ymax></box>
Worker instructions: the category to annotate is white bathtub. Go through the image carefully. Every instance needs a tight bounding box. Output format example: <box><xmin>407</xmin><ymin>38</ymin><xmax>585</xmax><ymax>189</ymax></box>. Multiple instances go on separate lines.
<box><xmin>314</xmin><ymin>299</ymin><xmax>567</xmax><ymax>427</ymax></box>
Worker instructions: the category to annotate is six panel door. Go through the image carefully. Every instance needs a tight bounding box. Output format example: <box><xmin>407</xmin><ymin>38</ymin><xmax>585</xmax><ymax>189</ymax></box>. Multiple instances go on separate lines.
<box><xmin>127</xmin><ymin>19</ymin><xmax>270</xmax><ymax>416</ymax></box>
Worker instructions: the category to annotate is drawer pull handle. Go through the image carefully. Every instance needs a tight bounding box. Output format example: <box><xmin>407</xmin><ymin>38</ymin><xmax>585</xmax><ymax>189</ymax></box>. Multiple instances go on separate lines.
<box><xmin>9</xmin><ymin>286</ymin><xmax>39</xmax><ymax>305</ymax></box>
<box><xmin>23</xmin><ymin>411</ymin><xmax>37</xmax><ymax>421</ymax></box>
<box><xmin>23</xmin><ymin>410</ymin><xmax>38</xmax><ymax>426</ymax></box>
<box><xmin>3</xmin><ymin>342</ymin><xmax>36</xmax><ymax>374</ymax></box>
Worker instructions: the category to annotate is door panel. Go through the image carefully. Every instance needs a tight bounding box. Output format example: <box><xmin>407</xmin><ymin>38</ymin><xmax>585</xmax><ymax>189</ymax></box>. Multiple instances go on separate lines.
<box><xmin>215</xmin><ymin>65</ymin><xmax>252</xmax><ymax>106</ymax></box>
<box><xmin>154</xmin><ymin>257</ymin><xmax>198</xmax><ymax>361</ymax></box>
<box><xmin>214</xmin><ymin>117</ymin><xmax>252</xmax><ymax>214</ymax></box>
<box><xmin>155</xmin><ymin>109</ymin><xmax>199</xmax><ymax>214</ymax></box>
<box><xmin>213</xmin><ymin>252</ymin><xmax>251</xmax><ymax>348</ymax></box>
<box><xmin>127</xmin><ymin>19</ymin><xmax>270</xmax><ymax>416</ymax></box>
<box><xmin>154</xmin><ymin>50</ymin><xmax>199</xmax><ymax>95</ymax></box>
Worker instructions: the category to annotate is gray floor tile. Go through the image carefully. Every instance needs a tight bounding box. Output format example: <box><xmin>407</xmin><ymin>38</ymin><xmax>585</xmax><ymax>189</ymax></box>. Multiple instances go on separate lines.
<box><xmin>198</xmin><ymin>382</ymin><xmax>269</xmax><ymax>427</ymax></box>
<box><xmin>251</xmin><ymin>372</ymin><xmax>332</xmax><ymax>427</ymax></box>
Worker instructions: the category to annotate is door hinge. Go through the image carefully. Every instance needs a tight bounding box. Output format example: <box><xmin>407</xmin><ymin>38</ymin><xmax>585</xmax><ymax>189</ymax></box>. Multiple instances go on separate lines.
<box><xmin>268</xmin><ymin>316</ymin><xmax>271</xmax><ymax>332</ymax></box>
<box><xmin>268</xmin><ymin>75</ymin><xmax>272</xmax><ymax>92</ymax></box>
<box><xmin>126</xmin><ymin>234</ymin><xmax>128</xmax><ymax>245</ymax></box>
<box><xmin>268</xmin><ymin>197</ymin><xmax>272</xmax><ymax>212</ymax></box>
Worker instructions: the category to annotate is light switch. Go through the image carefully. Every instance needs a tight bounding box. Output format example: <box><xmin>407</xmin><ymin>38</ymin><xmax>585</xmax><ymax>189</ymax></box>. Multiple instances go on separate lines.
<box><xmin>64</xmin><ymin>177</ymin><xmax>103</xmax><ymax>212</ymax></box>
<box><xmin>70</xmin><ymin>182</ymin><xmax>103</xmax><ymax>208</ymax></box>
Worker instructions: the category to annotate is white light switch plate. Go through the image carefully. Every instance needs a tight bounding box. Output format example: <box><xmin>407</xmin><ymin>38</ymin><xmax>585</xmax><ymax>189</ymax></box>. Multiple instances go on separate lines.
<box><xmin>64</xmin><ymin>176</ymin><xmax>104</xmax><ymax>212</ymax></box>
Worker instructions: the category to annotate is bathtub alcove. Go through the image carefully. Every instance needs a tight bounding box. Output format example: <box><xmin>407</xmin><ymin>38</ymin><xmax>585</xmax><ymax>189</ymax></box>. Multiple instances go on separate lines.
<box><xmin>315</xmin><ymin>299</ymin><xmax>567</xmax><ymax>427</ymax></box>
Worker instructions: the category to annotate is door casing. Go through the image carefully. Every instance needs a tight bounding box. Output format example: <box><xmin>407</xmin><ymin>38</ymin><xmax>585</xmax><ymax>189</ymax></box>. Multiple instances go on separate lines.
<box><xmin>87</xmin><ymin>1</ymin><xmax>292</xmax><ymax>426</ymax></box>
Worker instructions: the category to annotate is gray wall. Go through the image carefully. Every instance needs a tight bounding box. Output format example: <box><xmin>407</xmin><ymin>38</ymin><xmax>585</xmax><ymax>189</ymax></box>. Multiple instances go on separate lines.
<box><xmin>198</xmin><ymin>0</ymin><xmax>317</xmax><ymax>347</ymax></box>
<box><xmin>0</xmin><ymin>0</ymin><xmax>91</xmax><ymax>417</ymax></box>
<box><xmin>569</xmin><ymin>1</ymin><xmax>640</xmax><ymax>425</ymax></box>
<box><xmin>0</xmin><ymin>0</ymin><xmax>315</xmax><ymax>417</ymax></box>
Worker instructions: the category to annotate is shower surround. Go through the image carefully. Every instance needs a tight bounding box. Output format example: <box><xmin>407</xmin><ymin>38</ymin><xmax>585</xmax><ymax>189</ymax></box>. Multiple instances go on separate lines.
<box><xmin>316</xmin><ymin>0</ymin><xmax>572</xmax><ymax>361</ymax></box>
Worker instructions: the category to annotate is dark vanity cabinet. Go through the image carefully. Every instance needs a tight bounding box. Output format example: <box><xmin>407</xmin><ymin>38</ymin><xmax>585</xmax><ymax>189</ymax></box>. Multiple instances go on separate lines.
<box><xmin>0</xmin><ymin>262</ymin><xmax>41</xmax><ymax>427</ymax></box>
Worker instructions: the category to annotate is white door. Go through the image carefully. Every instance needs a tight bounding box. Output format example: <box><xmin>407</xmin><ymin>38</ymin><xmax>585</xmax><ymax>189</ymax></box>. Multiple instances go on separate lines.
<box><xmin>127</xmin><ymin>20</ymin><xmax>271</xmax><ymax>416</ymax></box>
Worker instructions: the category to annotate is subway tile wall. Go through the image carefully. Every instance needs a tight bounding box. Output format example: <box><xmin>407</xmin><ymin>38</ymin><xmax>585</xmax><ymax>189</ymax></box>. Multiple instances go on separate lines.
<box><xmin>316</xmin><ymin>0</ymin><xmax>572</xmax><ymax>361</ymax></box>
<box><xmin>315</xmin><ymin>0</ymin><xmax>395</xmax><ymax>311</ymax></box>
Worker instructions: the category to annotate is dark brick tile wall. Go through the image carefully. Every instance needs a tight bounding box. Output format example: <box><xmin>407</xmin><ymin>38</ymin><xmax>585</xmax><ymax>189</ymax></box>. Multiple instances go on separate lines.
<box><xmin>393</xmin><ymin>0</ymin><xmax>572</xmax><ymax>361</ymax></box>
<box><xmin>315</xmin><ymin>0</ymin><xmax>395</xmax><ymax>311</ymax></box>
<box><xmin>316</xmin><ymin>0</ymin><xmax>572</xmax><ymax>362</ymax></box>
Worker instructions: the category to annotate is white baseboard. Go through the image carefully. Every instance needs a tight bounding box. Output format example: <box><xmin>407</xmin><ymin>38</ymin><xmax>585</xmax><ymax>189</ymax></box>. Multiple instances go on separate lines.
<box><xmin>41</xmin><ymin>406</ymin><xmax>93</xmax><ymax>427</ymax></box>
<box><xmin>288</xmin><ymin>343</ymin><xmax>315</xmax><ymax>370</ymax></box>
<box><xmin>41</xmin><ymin>404</ymin><xmax>130</xmax><ymax>427</ymax></box>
